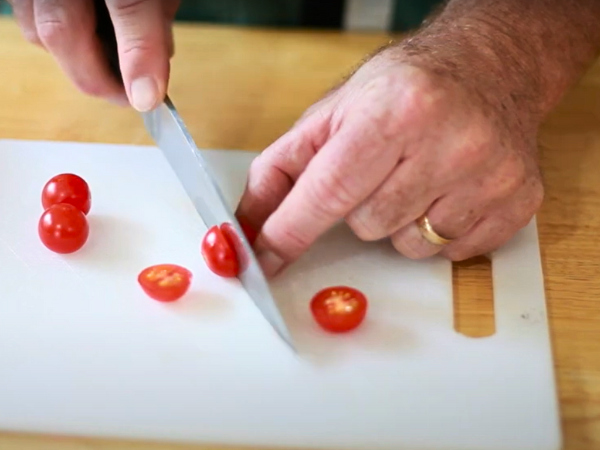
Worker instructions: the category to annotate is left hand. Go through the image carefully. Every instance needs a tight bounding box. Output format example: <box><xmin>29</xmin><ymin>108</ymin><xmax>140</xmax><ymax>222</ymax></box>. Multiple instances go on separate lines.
<box><xmin>9</xmin><ymin>0</ymin><xmax>179</xmax><ymax>110</ymax></box>
<box><xmin>235</xmin><ymin>47</ymin><xmax>544</xmax><ymax>277</ymax></box>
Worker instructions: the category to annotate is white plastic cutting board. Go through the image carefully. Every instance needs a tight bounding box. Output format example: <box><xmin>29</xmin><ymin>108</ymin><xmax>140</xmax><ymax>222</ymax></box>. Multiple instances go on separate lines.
<box><xmin>0</xmin><ymin>139</ymin><xmax>561</xmax><ymax>450</ymax></box>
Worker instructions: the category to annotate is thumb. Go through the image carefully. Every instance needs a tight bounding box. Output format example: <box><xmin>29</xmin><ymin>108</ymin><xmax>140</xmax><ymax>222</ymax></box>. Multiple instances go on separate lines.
<box><xmin>106</xmin><ymin>0</ymin><xmax>170</xmax><ymax>112</ymax></box>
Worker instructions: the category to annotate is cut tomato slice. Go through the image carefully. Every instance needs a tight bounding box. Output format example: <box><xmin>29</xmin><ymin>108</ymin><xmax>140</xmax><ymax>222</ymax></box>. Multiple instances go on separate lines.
<box><xmin>310</xmin><ymin>286</ymin><xmax>368</xmax><ymax>333</ymax></box>
<box><xmin>138</xmin><ymin>264</ymin><xmax>192</xmax><ymax>302</ymax></box>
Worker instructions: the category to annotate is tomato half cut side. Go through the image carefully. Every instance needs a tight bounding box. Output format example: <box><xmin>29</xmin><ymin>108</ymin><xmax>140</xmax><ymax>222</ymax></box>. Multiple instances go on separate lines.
<box><xmin>38</xmin><ymin>203</ymin><xmax>90</xmax><ymax>254</ymax></box>
<box><xmin>201</xmin><ymin>225</ymin><xmax>240</xmax><ymax>278</ymax></box>
<box><xmin>42</xmin><ymin>173</ymin><xmax>91</xmax><ymax>215</ymax></box>
<box><xmin>310</xmin><ymin>286</ymin><xmax>368</xmax><ymax>333</ymax></box>
<box><xmin>138</xmin><ymin>264</ymin><xmax>192</xmax><ymax>302</ymax></box>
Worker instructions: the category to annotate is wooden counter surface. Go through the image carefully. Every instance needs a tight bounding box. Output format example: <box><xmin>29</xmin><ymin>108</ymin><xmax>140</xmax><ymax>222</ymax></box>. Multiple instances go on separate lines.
<box><xmin>0</xmin><ymin>17</ymin><xmax>599</xmax><ymax>450</ymax></box>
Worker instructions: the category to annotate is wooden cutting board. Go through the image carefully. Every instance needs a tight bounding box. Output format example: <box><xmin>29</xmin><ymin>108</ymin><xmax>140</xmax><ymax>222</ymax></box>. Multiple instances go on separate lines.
<box><xmin>0</xmin><ymin>139</ymin><xmax>561</xmax><ymax>450</ymax></box>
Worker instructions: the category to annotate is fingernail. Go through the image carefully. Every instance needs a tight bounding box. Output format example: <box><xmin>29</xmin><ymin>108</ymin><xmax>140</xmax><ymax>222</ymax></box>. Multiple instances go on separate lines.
<box><xmin>130</xmin><ymin>76</ymin><xmax>158</xmax><ymax>112</ymax></box>
<box><xmin>256</xmin><ymin>250</ymin><xmax>285</xmax><ymax>278</ymax></box>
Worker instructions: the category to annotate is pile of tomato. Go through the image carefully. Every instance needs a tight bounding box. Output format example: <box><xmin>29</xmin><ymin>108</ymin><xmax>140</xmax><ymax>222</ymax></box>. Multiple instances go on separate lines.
<box><xmin>38</xmin><ymin>173</ymin><xmax>368</xmax><ymax>333</ymax></box>
<box><xmin>39</xmin><ymin>173</ymin><xmax>91</xmax><ymax>254</ymax></box>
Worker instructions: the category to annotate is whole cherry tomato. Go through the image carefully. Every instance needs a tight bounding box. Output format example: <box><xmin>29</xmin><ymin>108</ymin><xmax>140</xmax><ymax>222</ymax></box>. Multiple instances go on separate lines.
<box><xmin>201</xmin><ymin>225</ymin><xmax>239</xmax><ymax>278</ymax></box>
<box><xmin>138</xmin><ymin>264</ymin><xmax>192</xmax><ymax>302</ymax></box>
<box><xmin>310</xmin><ymin>286</ymin><xmax>368</xmax><ymax>333</ymax></box>
<box><xmin>42</xmin><ymin>173</ymin><xmax>91</xmax><ymax>215</ymax></box>
<box><xmin>38</xmin><ymin>203</ymin><xmax>89</xmax><ymax>254</ymax></box>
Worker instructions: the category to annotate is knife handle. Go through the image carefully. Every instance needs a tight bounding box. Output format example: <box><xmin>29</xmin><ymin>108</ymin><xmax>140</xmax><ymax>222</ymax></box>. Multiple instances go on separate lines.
<box><xmin>93</xmin><ymin>0</ymin><xmax>123</xmax><ymax>86</ymax></box>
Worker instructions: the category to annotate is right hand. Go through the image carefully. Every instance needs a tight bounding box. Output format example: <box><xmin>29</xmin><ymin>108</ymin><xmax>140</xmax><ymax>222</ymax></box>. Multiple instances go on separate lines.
<box><xmin>235</xmin><ymin>49</ymin><xmax>545</xmax><ymax>278</ymax></box>
<box><xmin>9</xmin><ymin>0</ymin><xmax>179</xmax><ymax>111</ymax></box>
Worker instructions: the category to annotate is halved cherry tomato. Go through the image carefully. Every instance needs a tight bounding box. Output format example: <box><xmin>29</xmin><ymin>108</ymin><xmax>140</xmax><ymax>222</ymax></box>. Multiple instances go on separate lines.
<box><xmin>236</xmin><ymin>215</ymin><xmax>258</xmax><ymax>246</ymax></box>
<box><xmin>310</xmin><ymin>286</ymin><xmax>368</xmax><ymax>333</ymax></box>
<box><xmin>38</xmin><ymin>203</ymin><xmax>89</xmax><ymax>254</ymax></box>
<box><xmin>138</xmin><ymin>264</ymin><xmax>192</xmax><ymax>302</ymax></box>
<box><xmin>219</xmin><ymin>222</ymin><xmax>249</xmax><ymax>273</ymax></box>
<box><xmin>42</xmin><ymin>173</ymin><xmax>91</xmax><ymax>215</ymax></box>
<box><xmin>201</xmin><ymin>225</ymin><xmax>239</xmax><ymax>278</ymax></box>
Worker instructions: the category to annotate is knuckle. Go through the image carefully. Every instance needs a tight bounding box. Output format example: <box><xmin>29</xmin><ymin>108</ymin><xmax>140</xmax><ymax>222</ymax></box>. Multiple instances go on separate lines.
<box><xmin>346</xmin><ymin>214</ymin><xmax>385</xmax><ymax>241</ymax></box>
<box><xmin>245</xmin><ymin>160</ymin><xmax>285</xmax><ymax>207</ymax></box>
<box><xmin>120</xmin><ymin>37</ymin><xmax>155</xmax><ymax>57</ymax></box>
<box><xmin>110</xmin><ymin>0</ymin><xmax>149</xmax><ymax>14</ymax></box>
<box><xmin>393</xmin><ymin>69</ymin><xmax>440</xmax><ymax>115</ymax></box>
<box><xmin>247</xmin><ymin>153</ymin><xmax>264</xmax><ymax>177</ymax></box>
<box><xmin>395</xmin><ymin>244</ymin><xmax>430</xmax><ymax>260</ymax></box>
<box><xmin>392</xmin><ymin>231</ymin><xmax>434</xmax><ymax>260</ymax></box>
<box><xmin>513</xmin><ymin>204</ymin><xmax>540</xmax><ymax>231</ymax></box>
<box><xmin>483</xmin><ymin>154</ymin><xmax>530</xmax><ymax>202</ymax></box>
<box><xmin>441</xmin><ymin>210</ymin><xmax>479</xmax><ymax>239</ymax></box>
<box><xmin>528</xmin><ymin>178</ymin><xmax>545</xmax><ymax>212</ymax></box>
<box><xmin>304</xmin><ymin>170</ymin><xmax>357</xmax><ymax>220</ymax></box>
<box><xmin>497</xmin><ymin>168</ymin><xmax>527</xmax><ymax>199</ymax></box>
<box><xmin>505</xmin><ymin>177</ymin><xmax>544</xmax><ymax>229</ymax></box>
<box><xmin>109</xmin><ymin>1</ymin><xmax>165</xmax><ymax>55</ymax></box>
<box><xmin>357</xmin><ymin>70</ymin><xmax>438</xmax><ymax>140</ymax></box>
<box><xmin>446</xmin><ymin>147</ymin><xmax>476</xmax><ymax>175</ymax></box>
<box><xmin>36</xmin><ymin>18</ymin><xmax>68</xmax><ymax>47</ymax></box>
<box><xmin>265</xmin><ymin>226</ymin><xmax>311</xmax><ymax>261</ymax></box>
<box><xmin>444</xmin><ymin>149</ymin><xmax>482</xmax><ymax>182</ymax></box>
<box><xmin>450</xmin><ymin>129</ymin><xmax>495</xmax><ymax>173</ymax></box>
<box><xmin>346</xmin><ymin>175</ymin><xmax>418</xmax><ymax>242</ymax></box>
<box><xmin>446</xmin><ymin>114</ymin><xmax>501</xmax><ymax>173</ymax></box>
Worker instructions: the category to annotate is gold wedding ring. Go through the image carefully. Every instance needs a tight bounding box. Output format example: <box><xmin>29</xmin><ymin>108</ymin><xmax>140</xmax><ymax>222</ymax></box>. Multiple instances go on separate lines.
<box><xmin>416</xmin><ymin>214</ymin><xmax>452</xmax><ymax>246</ymax></box>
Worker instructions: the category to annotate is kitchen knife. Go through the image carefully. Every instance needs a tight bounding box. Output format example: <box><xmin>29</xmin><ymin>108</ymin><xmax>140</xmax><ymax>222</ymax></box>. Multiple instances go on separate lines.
<box><xmin>93</xmin><ymin>0</ymin><xmax>295</xmax><ymax>350</ymax></box>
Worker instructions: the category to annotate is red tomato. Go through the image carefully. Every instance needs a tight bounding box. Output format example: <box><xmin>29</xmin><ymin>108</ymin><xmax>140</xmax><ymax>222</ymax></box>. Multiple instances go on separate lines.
<box><xmin>42</xmin><ymin>173</ymin><xmax>91</xmax><ymax>215</ymax></box>
<box><xmin>201</xmin><ymin>225</ymin><xmax>239</xmax><ymax>278</ymax></box>
<box><xmin>38</xmin><ymin>203</ymin><xmax>89</xmax><ymax>254</ymax></box>
<box><xmin>310</xmin><ymin>286</ymin><xmax>368</xmax><ymax>333</ymax></box>
<box><xmin>219</xmin><ymin>222</ymin><xmax>249</xmax><ymax>273</ymax></box>
<box><xmin>138</xmin><ymin>264</ymin><xmax>192</xmax><ymax>302</ymax></box>
<box><xmin>236</xmin><ymin>215</ymin><xmax>258</xmax><ymax>246</ymax></box>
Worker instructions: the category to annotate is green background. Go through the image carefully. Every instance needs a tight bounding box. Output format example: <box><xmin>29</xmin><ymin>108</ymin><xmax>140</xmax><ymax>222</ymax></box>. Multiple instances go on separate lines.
<box><xmin>0</xmin><ymin>0</ymin><xmax>442</xmax><ymax>31</ymax></box>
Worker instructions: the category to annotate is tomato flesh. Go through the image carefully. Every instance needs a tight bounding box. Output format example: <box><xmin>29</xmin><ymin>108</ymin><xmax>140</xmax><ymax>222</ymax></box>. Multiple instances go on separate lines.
<box><xmin>310</xmin><ymin>286</ymin><xmax>368</xmax><ymax>333</ymax></box>
<box><xmin>201</xmin><ymin>225</ymin><xmax>240</xmax><ymax>278</ymax></box>
<box><xmin>42</xmin><ymin>173</ymin><xmax>91</xmax><ymax>215</ymax></box>
<box><xmin>138</xmin><ymin>264</ymin><xmax>192</xmax><ymax>302</ymax></box>
<box><xmin>38</xmin><ymin>203</ymin><xmax>89</xmax><ymax>254</ymax></box>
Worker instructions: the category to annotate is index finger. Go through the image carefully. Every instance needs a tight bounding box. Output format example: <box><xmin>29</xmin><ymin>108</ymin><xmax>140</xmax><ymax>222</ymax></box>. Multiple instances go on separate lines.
<box><xmin>235</xmin><ymin>114</ymin><xmax>329</xmax><ymax>233</ymax></box>
<box><xmin>253</xmin><ymin>124</ymin><xmax>401</xmax><ymax>277</ymax></box>
<box><xmin>33</xmin><ymin>0</ymin><xmax>126</xmax><ymax>102</ymax></box>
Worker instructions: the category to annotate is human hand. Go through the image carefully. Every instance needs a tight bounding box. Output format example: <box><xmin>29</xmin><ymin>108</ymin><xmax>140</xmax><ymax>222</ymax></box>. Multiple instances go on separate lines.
<box><xmin>9</xmin><ymin>0</ymin><xmax>179</xmax><ymax>111</ymax></box>
<box><xmin>236</xmin><ymin>48</ymin><xmax>544</xmax><ymax>277</ymax></box>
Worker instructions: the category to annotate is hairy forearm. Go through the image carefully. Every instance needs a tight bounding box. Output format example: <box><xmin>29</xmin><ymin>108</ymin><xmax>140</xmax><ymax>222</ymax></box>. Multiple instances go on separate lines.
<box><xmin>392</xmin><ymin>0</ymin><xmax>600</xmax><ymax>124</ymax></box>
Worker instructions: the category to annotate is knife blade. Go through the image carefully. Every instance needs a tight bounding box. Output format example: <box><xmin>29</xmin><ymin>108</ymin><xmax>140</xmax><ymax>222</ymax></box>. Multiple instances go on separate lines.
<box><xmin>93</xmin><ymin>0</ymin><xmax>295</xmax><ymax>350</ymax></box>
